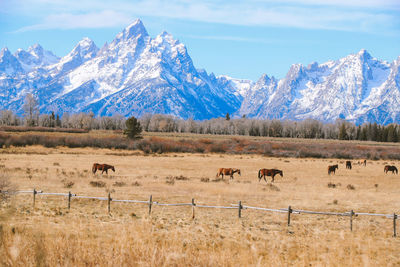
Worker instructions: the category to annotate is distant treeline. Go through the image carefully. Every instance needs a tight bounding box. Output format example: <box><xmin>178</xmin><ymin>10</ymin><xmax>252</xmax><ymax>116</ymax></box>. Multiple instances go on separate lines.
<box><xmin>139</xmin><ymin>114</ymin><xmax>400</xmax><ymax>143</ymax></box>
<box><xmin>1</xmin><ymin>110</ymin><xmax>400</xmax><ymax>143</ymax></box>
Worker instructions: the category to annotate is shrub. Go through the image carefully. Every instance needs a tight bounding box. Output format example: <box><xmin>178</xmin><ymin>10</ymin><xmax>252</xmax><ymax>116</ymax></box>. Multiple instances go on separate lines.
<box><xmin>210</xmin><ymin>144</ymin><xmax>226</xmax><ymax>153</ymax></box>
<box><xmin>174</xmin><ymin>175</ymin><xmax>189</xmax><ymax>181</ymax></box>
<box><xmin>113</xmin><ymin>181</ymin><xmax>126</xmax><ymax>187</ymax></box>
<box><xmin>0</xmin><ymin>173</ymin><xmax>15</xmax><ymax>202</ymax></box>
<box><xmin>132</xmin><ymin>181</ymin><xmax>141</xmax><ymax>186</ymax></box>
<box><xmin>63</xmin><ymin>180</ymin><xmax>75</xmax><ymax>188</ymax></box>
<box><xmin>165</xmin><ymin>176</ymin><xmax>175</xmax><ymax>185</ymax></box>
<box><xmin>89</xmin><ymin>181</ymin><xmax>106</xmax><ymax>188</ymax></box>
<box><xmin>347</xmin><ymin>184</ymin><xmax>355</xmax><ymax>190</ymax></box>
<box><xmin>327</xmin><ymin>182</ymin><xmax>336</xmax><ymax>188</ymax></box>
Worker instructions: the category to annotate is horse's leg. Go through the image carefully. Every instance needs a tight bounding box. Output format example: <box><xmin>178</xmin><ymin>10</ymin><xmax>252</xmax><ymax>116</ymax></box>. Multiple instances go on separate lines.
<box><xmin>271</xmin><ymin>174</ymin><xmax>275</xmax><ymax>183</ymax></box>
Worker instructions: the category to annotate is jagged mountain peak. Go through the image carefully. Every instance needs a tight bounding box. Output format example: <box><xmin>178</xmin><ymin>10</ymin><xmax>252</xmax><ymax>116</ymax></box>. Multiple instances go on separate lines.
<box><xmin>28</xmin><ymin>43</ymin><xmax>43</xmax><ymax>54</ymax></box>
<box><xmin>0</xmin><ymin>47</ymin><xmax>24</xmax><ymax>75</ymax></box>
<box><xmin>52</xmin><ymin>37</ymin><xmax>98</xmax><ymax>74</ymax></box>
<box><xmin>13</xmin><ymin>43</ymin><xmax>59</xmax><ymax>72</ymax></box>
<box><xmin>77</xmin><ymin>37</ymin><xmax>95</xmax><ymax>47</ymax></box>
<box><xmin>73</xmin><ymin>37</ymin><xmax>99</xmax><ymax>58</ymax></box>
<box><xmin>259</xmin><ymin>73</ymin><xmax>271</xmax><ymax>82</ymax></box>
<box><xmin>153</xmin><ymin>31</ymin><xmax>183</xmax><ymax>49</ymax></box>
<box><xmin>0</xmin><ymin>47</ymin><xmax>11</xmax><ymax>57</ymax></box>
<box><xmin>117</xmin><ymin>19</ymin><xmax>149</xmax><ymax>41</ymax></box>
<box><xmin>357</xmin><ymin>48</ymin><xmax>370</xmax><ymax>57</ymax></box>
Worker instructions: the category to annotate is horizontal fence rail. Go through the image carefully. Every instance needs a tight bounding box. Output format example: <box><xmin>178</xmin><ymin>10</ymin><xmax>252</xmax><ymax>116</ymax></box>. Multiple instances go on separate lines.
<box><xmin>1</xmin><ymin>189</ymin><xmax>398</xmax><ymax>237</ymax></box>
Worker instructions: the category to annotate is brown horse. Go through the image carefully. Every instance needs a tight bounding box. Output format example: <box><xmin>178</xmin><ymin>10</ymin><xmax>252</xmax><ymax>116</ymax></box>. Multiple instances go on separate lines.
<box><xmin>346</xmin><ymin>161</ymin><xmax>352</xmax><ymax>170</ymax></box>
<box><xmin>92</xmin><ymin>163</ymin><xmax>115</xmax><ymax>174</ymax></box>
<box><xmin>328</xmin><ymin>164</ymin><xmax>338</xmax><ymax>175</ymax></box>
<box><xmin>384</xmin><ymin>165</ymin><xmax>398</xmax><ymax>174</ymax></box>
<box><xmin>356</xmin><ymin>160</ymin><xmax>367</xmax><ymax>166</ymax></box>
<box><xmin>258</xmin><ymin>169</ymin><xmax>283</xmax><ymax>183</ymax></box>
<box><xmin>216</xmin><ymin>168</ymin><xmax>241</xmax><ymax>180</ymax></box>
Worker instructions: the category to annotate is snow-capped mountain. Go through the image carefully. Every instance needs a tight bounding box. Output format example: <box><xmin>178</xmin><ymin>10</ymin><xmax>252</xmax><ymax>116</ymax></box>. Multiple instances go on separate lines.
<box><xmin>15</xmin><ymin>44</ymin><xmax>59</xmax><ymax>72</ymax></box>
<box><xmin>0</xmin><ymin>19</ymin><xmax>399</xmax><ymax>124</ymax></box>
<box><xmin>239</xmin><ymin>49</ymin><xmax>400</xmax><ymax>124</ymax></box>
<box><xmin>0</xmin><ymin>19</ymin><xmax>241</xmax><ymax>120</ymax></box>
<box><xmin>0</xmin><ymin>48</ymin><xmax>24</xmax><ymax>76</ymax></box>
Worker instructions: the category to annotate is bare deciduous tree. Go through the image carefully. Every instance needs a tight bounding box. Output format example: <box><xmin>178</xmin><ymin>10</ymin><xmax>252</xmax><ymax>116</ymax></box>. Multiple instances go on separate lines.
<box><xmin>22</xmin><ymin>93</ymin><xmax>39</xmax><ymax>126</ymax></box>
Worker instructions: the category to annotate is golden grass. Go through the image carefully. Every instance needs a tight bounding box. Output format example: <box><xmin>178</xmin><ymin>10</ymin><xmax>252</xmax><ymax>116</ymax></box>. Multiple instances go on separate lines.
<box><xmin>1</xmin><ymin>145</ymin><xmax>400</xmax><ymax>266</ymax></box>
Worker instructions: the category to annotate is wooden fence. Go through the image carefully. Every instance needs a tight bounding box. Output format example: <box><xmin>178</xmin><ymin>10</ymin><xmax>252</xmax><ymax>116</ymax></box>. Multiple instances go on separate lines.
<box><xmin>1</xmin><ymin>189</ymin><xmax>398</xmax><ymax>237</ymax></box>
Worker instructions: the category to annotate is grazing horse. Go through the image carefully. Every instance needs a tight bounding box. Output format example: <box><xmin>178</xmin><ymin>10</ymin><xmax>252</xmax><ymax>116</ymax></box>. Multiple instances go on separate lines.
<box><xmin>216</xmin><ymin>168</ymin><xmax>241</xmax><ymax>180</ymax></box>
<box><xmin>328</xmin><ymin>164</ymin><xmax>338</xmax><ymax>175</ymax></box>
<box><xmin>92</xmin><ymin>163</ymin><xmax>115</xmax><ymax>174</ymax></box>
<box><xmin>258</xmin><ymin>168</ymin><xmax>283</xmax><ymax>183</ymax></box>
<box><xmin>346</xmin><ymin>161</ymin><xmax>352</xmax><ymax>170</ymax></box>
<box><xmin>356</xmin><ymin>160</ymin><xmax>367</xmax><ymax>166</ymax></box>
<box><xmin>384</xmin><ymin>165</ymin><xmax>398</xmax><ymax>174</ymax></box>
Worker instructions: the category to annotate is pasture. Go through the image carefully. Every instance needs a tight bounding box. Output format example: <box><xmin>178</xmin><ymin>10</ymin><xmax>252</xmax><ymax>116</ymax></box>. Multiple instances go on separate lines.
<box><xmin>1</xmin><ymin>143</ymin><xmax>400</xmax><ymax>266</ymax></box>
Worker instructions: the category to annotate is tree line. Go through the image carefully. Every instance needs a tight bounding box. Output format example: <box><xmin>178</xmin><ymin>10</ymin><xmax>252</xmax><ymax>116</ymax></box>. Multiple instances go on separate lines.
<box><xmin>1</xmin><ymin>93</ymin><xmax>399</xmax><ymax>143</ymax></box>
<box><xmin>139</xmin><ymin>114</ymin><xmax>400</xmax><ymax>143</ymax></box>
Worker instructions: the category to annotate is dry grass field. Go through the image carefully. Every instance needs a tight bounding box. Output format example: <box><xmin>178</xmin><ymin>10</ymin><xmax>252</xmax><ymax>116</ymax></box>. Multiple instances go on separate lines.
<box><xmin>1</xmin><ymin>137</ymin><xmax>400</xmax><ymax>266</ymax></box>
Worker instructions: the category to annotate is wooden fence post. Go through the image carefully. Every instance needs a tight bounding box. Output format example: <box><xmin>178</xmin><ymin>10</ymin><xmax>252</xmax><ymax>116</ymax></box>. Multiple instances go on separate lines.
<box><xmin>287</xmin><ymin>205</ymin><xmax>292</xmax><ymax>226</ymax></box>
<box><xmin>108</xmin><ymin>192</ymin><xmax>111</xmax><ymax>214</ymax></box>
<box><xmin>192</xmin><ymin>198</ymin><xmax>196</xmax><ymax>219</ymax></box>
<box><xmin>350</xmin><ymin>210</ymin><xmax>354</xmax><ymax>231</ymax></box>
<box><xmin>393</xmin><ymin>213</ymin><xmax>397</xmax><ymax>237</ymax></box>
<box><xmin>148</xmin><ymin>195</ymin><xmax>152</xmax><ymax>216</ymax></box>
<box><xmin>238</xmin><ymin>201</ymin><xmax>242</xmax><ymax>218</ymax></box>
<box><xmin>33</xmin><ymin>188</ymin><xmax>37</xmax><ymax>208</ymax></box>
<box><xmin>68</xmin><ymin>191</ymin><xmax>72</xmax><ymax>210</ymax></box>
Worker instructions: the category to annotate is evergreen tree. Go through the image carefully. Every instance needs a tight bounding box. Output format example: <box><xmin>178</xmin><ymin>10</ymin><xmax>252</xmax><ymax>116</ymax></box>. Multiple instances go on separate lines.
<box><xmin>338</xmin><ymin>123</ymin><xmax>347</xmax><ymax>140</ymax></box>
<box><xmin>356</xmin><ymin>125</ymin><xmax>361</xmax><ymax>140</ymax></box>
<box><xmin>371</xmin><ymin>123</ymin><xmax>378</xmax><ymax>141</ymax></box>
<box><xmin>360</xmin><ymin>126</ymin><xmax>368</xmax><ymax>141</ymax></box>
<box><xmin>124</xmin><ymin>116</ymin><xmax>143</xmax><ymax>139</ymax></box>
<box><xmin>387</xmin><ymin>125</ymin><xmax>398</xmax><ymax>142</ymax></box>
<box><xmin>49</xmin><ymin>111</ymin><xmax>55</xmax><ymax>127</ymax></box>
<box><xmin>56</xmin><ymin>114</ymin><xmax>61</xmax><ymax>127</ymax></box>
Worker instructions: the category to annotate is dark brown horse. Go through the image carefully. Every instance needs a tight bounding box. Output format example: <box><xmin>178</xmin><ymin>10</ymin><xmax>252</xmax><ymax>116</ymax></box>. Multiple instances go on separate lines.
<box><xmin>92</xmin><ymin>163</ymin><xmax>115</xmax><ymax>174</ymax></box>
<box><xmin>328</xmin><ymin>164</ymin><xmax>338</xmax><ymax>175</ymax></box>
<box><xmin>384</xmin><ymin>165</ymin><xmax>398</xmax><ymax>174</ymax></box>
<box><xmin>258</xmin><ymin>169</ymin><xmax>283</xmax><ymax>183</ymax></box>
<box><xmin>216</xmin><ymin>168</ymin><xmax>241</xmax><ymax>180</ymax></box>
<box><xmin>346</xmin><ymin>161</ymin><xmax>352</xmax><ymax>170</ymax></box>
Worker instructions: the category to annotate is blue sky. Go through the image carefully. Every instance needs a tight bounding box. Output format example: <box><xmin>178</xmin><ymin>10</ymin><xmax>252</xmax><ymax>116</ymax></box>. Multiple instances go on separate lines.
<box><xmin>1</xmin><ymin>0</ymin><xmax>399</xmax><ymax>80</ymax></box>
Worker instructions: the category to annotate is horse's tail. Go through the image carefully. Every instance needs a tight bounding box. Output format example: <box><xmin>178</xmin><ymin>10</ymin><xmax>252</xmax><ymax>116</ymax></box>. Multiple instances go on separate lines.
<box><xmin>258</xmin><ymin>169</ymin><xmax>261</xmax><ymax>179</ymax></box>
<box><xmin>92</xmin><ymin>164</ymin><xmax>97</xmax><ymax>174</ymax></box>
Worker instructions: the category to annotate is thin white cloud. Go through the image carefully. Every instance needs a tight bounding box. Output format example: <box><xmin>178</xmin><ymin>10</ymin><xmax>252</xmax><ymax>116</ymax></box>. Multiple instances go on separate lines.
<box><xmin>10</xmin><ymin>0</ymin><xmax>400</xmax><ymax>34</ymax></box>
<box><xmin>15</xmin><ymin>10</ymin><xmax>132</xmax><ymax>32</ymax></box>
